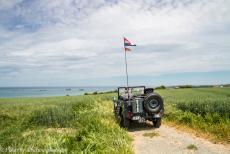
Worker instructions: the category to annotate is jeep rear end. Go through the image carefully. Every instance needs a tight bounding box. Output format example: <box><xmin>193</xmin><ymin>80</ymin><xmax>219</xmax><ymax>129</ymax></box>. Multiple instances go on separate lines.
<box><xmin>114</xmin><ymin>86</ymin><xmax>164</xmax><ymax>128</ymax></box>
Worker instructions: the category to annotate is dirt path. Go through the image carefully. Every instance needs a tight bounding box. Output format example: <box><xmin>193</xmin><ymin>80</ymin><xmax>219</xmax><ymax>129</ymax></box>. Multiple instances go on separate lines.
<box><xmin>129</xmin><ymin>123</ymin><xmax>230</xmax><ymax>154</ymax></box>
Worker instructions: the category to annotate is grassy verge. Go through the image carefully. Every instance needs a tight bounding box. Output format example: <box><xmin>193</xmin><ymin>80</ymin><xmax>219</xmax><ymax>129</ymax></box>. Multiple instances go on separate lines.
<box><xmin>0</xmin><ymin>87</ymin><xmax>229</xmax><ymax>153</ymax></box>
<box><xmin>0</xmin><ymin>94</ymin><xmax>133</xmax><ymax>153</ymax></box>
<box><xmin>157</xmin><ymin>87</ymin><xmax>230</xmax><ymax>143</ymax></box>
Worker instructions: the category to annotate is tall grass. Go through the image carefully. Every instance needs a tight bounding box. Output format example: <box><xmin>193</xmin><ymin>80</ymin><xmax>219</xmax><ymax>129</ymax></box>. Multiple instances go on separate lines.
<box><xmin>1</xmin><ymin>87</ymin><xmax>229</xmax><ymax>152</ymax></box>
<box><xmin>0</xmin><ymin>94</ymin><xmax>133</xmax><ymax>153</ymax></box>
<box><xmin>157</xmin><ymin>87</ymin><xmax>230</xmax><ymax>143</ymax></box>
<box><xmin>176</xmin><ymin>99</ymin><xmax>229</xmax><ymax>118</ymax></box>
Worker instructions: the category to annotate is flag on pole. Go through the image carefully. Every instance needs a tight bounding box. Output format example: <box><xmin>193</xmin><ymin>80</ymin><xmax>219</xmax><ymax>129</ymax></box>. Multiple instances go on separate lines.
<box><xmin>124</xmin><ymin>37</ymin><xmax>136</xmax><ymax>52</ymax></box>
<box><xmin>124</xmin><ymin>47</ymin><xmax>131</xmax><ymax>51</ymax></box>
<box><xmin>124</xmin><ymin>37</ymin><xmax>136</xmax><ymax>46</ymax></box>
<box><xmin>123</xmin><ymin>37</ymin><xmax>136</xmax><ymax>88</ymax></box>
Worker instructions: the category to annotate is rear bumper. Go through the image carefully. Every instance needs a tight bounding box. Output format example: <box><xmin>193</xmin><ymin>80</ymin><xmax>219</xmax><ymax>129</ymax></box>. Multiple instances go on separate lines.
<box><xmin>129</xmin><ymin>111</ymin><xmax>164</xmax><ymax>122</ymax></box>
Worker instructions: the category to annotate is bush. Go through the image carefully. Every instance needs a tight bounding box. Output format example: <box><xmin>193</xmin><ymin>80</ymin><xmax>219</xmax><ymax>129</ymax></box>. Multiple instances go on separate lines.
<box><xmin>178</xmin><ymin>85</ymin><xmax>193</xmax><ymax>88</ymax></box>
<box><xmin>155</xmin><ymin>85</ymin><xmax>166</xmax><ymax>90</ymax></box>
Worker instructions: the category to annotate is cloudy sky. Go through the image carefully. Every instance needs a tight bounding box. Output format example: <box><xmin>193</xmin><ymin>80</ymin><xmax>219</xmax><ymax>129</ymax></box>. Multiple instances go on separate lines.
<box><xmin>0</xmin><ymin>0</ymin><xmax>230</xmax><ymax>87</ymax></box>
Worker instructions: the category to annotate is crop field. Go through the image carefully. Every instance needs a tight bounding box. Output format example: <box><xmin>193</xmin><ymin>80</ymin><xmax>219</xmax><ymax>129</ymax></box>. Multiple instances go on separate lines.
<box><xmin>157</xmin><ymin>87</ymin><xmax>230</xmax><ymax>143</ymax></box>
<box><xmin>0</xmin><ymin>94</ymin><xmax>132</xmax><ymax>153</ymax></box>
<box><xmin>0</xmin><ymin>87</ymin><xmax>229</xmax><ymax>153</ymax></box>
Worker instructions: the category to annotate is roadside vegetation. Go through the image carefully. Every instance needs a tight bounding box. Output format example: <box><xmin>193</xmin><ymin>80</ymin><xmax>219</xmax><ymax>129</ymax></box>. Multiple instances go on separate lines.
<box><xmin>0</xmin><ymin>87</ymin><xmax>229</xmax><ymax>153</ymax></box>
<box><xmin>0</xmin><ymin>94</ymin><xmax>132</xmax><ymax>153</ymax></box>
<box><xmin>157</xmin><ymin>87</ymin><xmax>230</xmax><ymax>143</ymax></box>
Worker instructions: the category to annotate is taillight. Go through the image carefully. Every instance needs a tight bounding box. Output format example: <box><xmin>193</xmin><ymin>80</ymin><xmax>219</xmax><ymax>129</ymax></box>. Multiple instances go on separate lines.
<box><xmin>127</xmin><ymin>111</ymin><xmax>133</xmax><ymax>118</ymax></box>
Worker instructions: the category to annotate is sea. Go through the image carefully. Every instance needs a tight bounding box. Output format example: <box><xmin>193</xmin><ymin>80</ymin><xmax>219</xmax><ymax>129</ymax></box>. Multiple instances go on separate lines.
<box><xmin>0</xmin><ymin>87</ymin><xmax>116</xmax><ymax>98</ymax></box>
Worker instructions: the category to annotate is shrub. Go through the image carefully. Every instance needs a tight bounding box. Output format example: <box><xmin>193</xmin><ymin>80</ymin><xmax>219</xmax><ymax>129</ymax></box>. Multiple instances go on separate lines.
<box><xmin>178</xmin><ymin>85</ymin><xmax>193</xmax><ymax>88</ymax></box>
<box><xmin>155</xmin><ymin>85</ymin><xmax>166</xmax><ymax>90</ymax></box>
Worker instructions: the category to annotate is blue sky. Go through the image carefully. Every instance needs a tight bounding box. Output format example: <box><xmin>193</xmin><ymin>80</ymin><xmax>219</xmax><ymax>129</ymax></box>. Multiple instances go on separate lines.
<box><xmin>0</xmin><ymin>0</ymin><xmax>230</xmax><ymax>87</ymax></box>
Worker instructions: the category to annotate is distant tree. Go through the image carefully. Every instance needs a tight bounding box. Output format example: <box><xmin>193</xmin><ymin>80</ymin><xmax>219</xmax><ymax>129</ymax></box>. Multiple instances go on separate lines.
<box><xmin>178</xmin><ymin>85</ymin><xmax>193</xmax><ymax>88</ymax></box>
<box><xmin>155</xmin><ymin>85</ymin><xmax>166</xmax><ymax>90</ymax></box>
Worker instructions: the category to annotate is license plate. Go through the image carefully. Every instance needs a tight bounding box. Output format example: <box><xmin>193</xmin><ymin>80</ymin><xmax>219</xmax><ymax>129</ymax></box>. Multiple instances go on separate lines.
<box><xmin>132</xmin><ymin>116</ymin><xmax>140</xmax><ymax>120</ymax></box>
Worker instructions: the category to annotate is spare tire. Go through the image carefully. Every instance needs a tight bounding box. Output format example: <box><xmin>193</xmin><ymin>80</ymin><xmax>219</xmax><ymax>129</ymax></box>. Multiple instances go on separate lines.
<box><xmin>144</xmin><ymin>93</ymin><xmax>163</xmax><ymax>114</ymax></box>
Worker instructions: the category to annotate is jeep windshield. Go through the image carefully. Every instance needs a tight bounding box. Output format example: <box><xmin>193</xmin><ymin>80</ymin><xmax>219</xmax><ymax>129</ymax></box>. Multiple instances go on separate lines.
<box><xmin>118</xmin><ymin>86</ymin><xmax>145</xmax><ymax>99</ymax></box>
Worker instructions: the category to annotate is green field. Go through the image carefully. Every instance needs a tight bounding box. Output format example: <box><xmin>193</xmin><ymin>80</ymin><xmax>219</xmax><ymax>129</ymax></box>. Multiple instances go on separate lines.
<box><xmin>158</xmin><ymin>87</ymin><xmax>230</xmax><ymax>143</ymax></box>
<box><xmin>0</xmin><ymin>94</ymin><xmax>132</xmax><ymax>153</ymax></box>
<box><xmin>0</xmin><ymin>87</ymin><xmax>229</xmax><ymax>153</ymax></box>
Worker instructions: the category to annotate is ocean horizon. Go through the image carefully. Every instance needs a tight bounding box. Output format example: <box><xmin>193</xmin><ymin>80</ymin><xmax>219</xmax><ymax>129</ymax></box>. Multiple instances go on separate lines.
<box><xmin>0</xmin><ymin>86</ymin><xmax>116</xmax><ymax>98</ymax></box>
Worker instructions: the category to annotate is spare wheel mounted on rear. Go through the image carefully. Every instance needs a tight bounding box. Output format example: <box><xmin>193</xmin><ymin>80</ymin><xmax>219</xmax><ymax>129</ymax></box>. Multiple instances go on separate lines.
<box><xmin>144</xmin><ymin>93</ymin><xmax>163</xmax><ymax>114</ymax></box>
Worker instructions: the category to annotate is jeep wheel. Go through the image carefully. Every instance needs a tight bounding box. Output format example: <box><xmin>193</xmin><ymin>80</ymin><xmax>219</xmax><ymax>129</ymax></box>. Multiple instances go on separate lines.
<box><xmin>153</xmin><ymin>118</ymin><xmax>161</xmax><ymax>128</ymax></box>
<box><xmin>144</xmin><ymin>93</ymin><xmax>163</xmax><ymax>114</ymax></box>
<box><xmin>120</xmin><ymin>115</ymin><xmax>130</xmax><ymax>128</ymax></box>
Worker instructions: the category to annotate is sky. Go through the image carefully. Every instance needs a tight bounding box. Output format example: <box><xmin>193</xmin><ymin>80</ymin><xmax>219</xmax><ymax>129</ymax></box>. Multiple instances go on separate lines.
<box><xmin>0</xmin><ymin>0</ymin><xmax>230</xmax><ymax>87</ymax></box>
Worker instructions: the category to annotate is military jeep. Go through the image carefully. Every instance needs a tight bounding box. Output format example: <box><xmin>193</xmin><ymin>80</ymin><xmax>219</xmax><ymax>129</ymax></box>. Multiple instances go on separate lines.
<box><xmin>113</xmin><ymin>86</ymin><xmax>164</xmax><ymax>128</ymax></box>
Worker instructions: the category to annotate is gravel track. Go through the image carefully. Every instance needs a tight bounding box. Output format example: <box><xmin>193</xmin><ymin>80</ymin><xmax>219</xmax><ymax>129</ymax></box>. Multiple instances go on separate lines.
<box><xmin>128</xmin><ymin>123</ymin><xmax>230</xmax><ymax>154</ymax></box>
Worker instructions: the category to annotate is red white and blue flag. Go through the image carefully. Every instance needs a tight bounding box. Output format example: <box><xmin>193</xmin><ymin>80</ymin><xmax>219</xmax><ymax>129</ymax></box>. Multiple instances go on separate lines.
<box><xmin>124</xmin><ymin>37</ymin><xmax>136</xmax><ymax>46</ymax></box>
<box><xmin>124</xmin><ymin>37</ymin><xmax>136</xmax><ymax>51</ymax></box>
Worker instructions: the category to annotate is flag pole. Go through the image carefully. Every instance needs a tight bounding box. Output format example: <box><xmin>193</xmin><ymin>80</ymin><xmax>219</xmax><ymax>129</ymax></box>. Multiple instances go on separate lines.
<box><xmin>124</xmin><ymin>46</ymin><xmax>130</xmax><ymax>100</ymax></box>
<box><xmin>123</xmin><ymin>37</ymin><xmax>136</xmax><ymax>98</ymax></box>
<box><xmin>124</xmin><ymin>48</ymin><xmax>129</xmax><ymax>88</ymax></box>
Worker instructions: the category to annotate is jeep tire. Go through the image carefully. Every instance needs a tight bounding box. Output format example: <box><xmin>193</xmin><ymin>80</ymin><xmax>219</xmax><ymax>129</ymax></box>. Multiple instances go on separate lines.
<box><xmin>120</xmin><ymin>114</ymin><xmax>130</xmax><ymax>128</ymax></box>
<box><xmin>153</xmin><ymin>118</ymin><xmax>161</xmax><ymax>128</ymax></box>
<box><xmin>144</xmin><ymin>93</ymin><xmax>163</xmax><ymax>114</ymax></box>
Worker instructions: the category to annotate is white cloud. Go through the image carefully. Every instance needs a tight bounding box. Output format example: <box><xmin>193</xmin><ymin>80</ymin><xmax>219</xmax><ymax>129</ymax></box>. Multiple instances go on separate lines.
<box><xmin>0</xmin><ymin>0</ymin><xmax>230</xmax><ymax>86</ymax></box>
<box><xmin>0</xmin><ymin>0</ymin><xmax>24</xmax><ymax>10</ymax></box>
